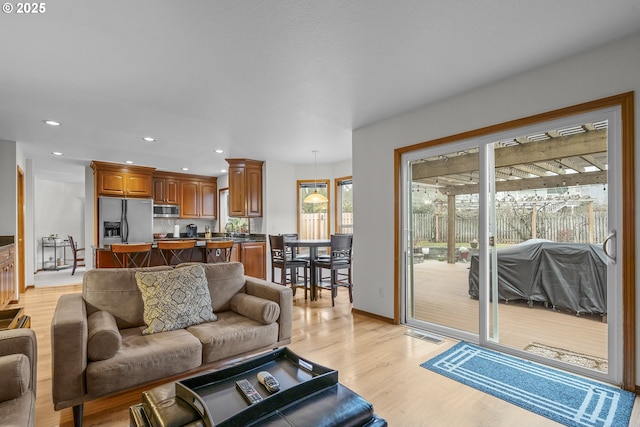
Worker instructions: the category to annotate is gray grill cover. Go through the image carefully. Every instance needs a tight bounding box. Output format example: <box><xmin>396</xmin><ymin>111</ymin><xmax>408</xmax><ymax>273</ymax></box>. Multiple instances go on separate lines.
<box><xmin>468</xmin><ymin>239</ymin><xmax>607</xmax><ymax>315</ymax></box>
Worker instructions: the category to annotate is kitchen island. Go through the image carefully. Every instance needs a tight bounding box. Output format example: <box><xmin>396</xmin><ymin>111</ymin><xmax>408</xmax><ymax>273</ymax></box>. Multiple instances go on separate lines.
<box><xmin>92</xmin><ymin>234</ymin><xmax>266</xmax><ymax>279</ymax></box>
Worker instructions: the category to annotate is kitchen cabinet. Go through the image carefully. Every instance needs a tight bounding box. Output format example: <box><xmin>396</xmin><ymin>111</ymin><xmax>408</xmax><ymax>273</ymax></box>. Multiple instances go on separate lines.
<box><xmin>238</xmin><ymin>241</ymin><xmax>266</xmax><ymax>279</ymax></box>
<box><xmin>91</xmin><ymin>161</ymin><xmax>155</xmax><ymax>198</ymax></box>
<box><xmin>0</xmin><ymin>244</ymin><xmax>15</xmax><ymax>309</ymax></box>
<box><xmin>180</xmin><ymin>177</ymin><xmax>217</xmax><ymax>219</ymax></box>
<box><xmin>226</xmin><ymin>159</ymin><xmax>263</xmax><ymax>217</ymax></box>
<box><xmin>153</xmin><ymin>173</ymin><xmax>180</xmax><ymax>205</ymax></box>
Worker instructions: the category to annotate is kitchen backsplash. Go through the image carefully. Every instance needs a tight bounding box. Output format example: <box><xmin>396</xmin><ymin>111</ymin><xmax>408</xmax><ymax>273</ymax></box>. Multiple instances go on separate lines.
<box><xmin>154</xmin><ymin>218</ymin><xmax>216</xmax><ymax>236</ymax></box>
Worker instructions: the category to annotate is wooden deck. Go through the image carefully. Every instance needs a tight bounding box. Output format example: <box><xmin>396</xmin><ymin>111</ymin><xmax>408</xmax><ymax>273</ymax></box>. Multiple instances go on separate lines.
<box><xmin>410</xmin><ymin>259</ymin><xmax>607</xmax><ymax>359</ymax></box>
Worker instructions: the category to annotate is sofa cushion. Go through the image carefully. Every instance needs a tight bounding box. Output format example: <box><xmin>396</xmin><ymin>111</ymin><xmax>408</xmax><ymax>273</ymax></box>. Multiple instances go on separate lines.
<box><xmin>86</xmin><ymin>326</ymin><xmax>202</xmax><ymax>397</ymax></box>
<box><xmin>230</xmin><ymin>293</ymin><xmax>280</xmax><ymax>325</ymax></box>
<box><xmin>177</xmin><ymin>262</ymin><xmax>246</xmax><ymax>312</ymax></box>
<box><xmin>83</xmin><ymin>266</ymin><xmax>173</xmax><ymax>329</ymax></box>
<box><xmin>87</xmin><ymin>310</ymin><xmax>122</xmax><ymax>361</ymax></box>
<box><xmin>0</xmin><ymin>353</ymin><xmax>30</xmax><ymax>401</ymax></box>
<box><xmin>135</xmin><ymin>264</ymin><xmax>216</xmax><ymax>334</ymax></box>
<box><xmin>187</xmin><ymin>311</ymin><xmax>279</xmax><ymax>364</ymax></box>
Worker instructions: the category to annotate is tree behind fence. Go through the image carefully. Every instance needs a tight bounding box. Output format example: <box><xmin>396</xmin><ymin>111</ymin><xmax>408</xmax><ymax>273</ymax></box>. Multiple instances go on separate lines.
<box><xmin>413</xmin><ymin>211</ymin><xmax>608</xmax><ymax>245</ymax></box>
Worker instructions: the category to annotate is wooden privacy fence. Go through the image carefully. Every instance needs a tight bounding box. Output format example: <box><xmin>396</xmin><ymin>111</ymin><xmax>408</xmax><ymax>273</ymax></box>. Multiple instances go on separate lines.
<box><xmin>299</xmin><ymin>213</ymin><xmax>353</xmax><ymax>238</ymax></box>
<box><xmin>413</xmin><ymin>211</ymin><xmax>608</xmax><ymax>245</ymax></box>
<box><xmin>300</xmin><ymin>213</ymin><xmax>329</xmax><ymax>239</ymax></box>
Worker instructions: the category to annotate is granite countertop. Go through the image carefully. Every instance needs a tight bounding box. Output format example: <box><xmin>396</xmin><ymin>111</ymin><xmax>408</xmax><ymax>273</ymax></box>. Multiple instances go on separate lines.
<box><xmin>93</xmin><ymin>234</ymin><xmax>265</xmax><ymax>250</ymax></box>
<box><xmin>0</xmin><ymin>235</ymin><xmax>15</xmax><ymax>248</ymax></box>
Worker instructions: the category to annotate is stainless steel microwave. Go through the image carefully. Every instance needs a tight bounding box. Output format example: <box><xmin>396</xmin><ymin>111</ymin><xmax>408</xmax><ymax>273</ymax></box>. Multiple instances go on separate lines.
<box><xmin>153</xmin><ymin>204</ymin><xmax>180</xmax><ymax>218</ymax></box>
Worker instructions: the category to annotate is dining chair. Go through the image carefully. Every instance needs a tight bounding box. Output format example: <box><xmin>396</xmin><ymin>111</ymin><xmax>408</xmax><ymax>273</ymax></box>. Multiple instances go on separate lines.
<box><xmin>111</xmin><ymin>243</ymin><xmax>153</xmax><ymax>268</ymax></box>
<box><xmin>204</xmin><ymin>240</ymin><xmax>234</xmax><ymax>263</ymax></box>
<box><xmin>281</xmin><ymin>233</ymin><xmax>308</xmax><ymax>260</ymax></box>
<box><xmin>281</xmin><ymin>233</ymin><xmax>310</xmax><ymax>283</ymax></box>
<box><xmin>314</xmin><ymin>234</ymin><xmax>353</xmax><ymax>306</ymax></box>
<box><xmin>67</xmin><ymin>235</ymin><xmax>85</xmax><ymax>275</ymax></box>
<box><xmin>157</xmin><ymin>240</ymin><xmax>196</xmax><ymax>265</ymax></box>
<box><xmin>269</xmin><ymin>235</ymin><xmax>309</xmax><ymax>299</ymax></box>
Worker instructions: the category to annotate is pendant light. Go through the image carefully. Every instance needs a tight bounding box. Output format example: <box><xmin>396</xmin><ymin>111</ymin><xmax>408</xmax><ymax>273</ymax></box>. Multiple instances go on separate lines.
<box><xmin>304</xmin><ymin>150</ymin><xmax>328</xmax><ymax>204</ymax></box>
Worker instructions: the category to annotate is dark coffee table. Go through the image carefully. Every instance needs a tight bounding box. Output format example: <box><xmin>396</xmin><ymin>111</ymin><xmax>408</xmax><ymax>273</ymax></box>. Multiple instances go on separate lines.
<box><xmin>130</xmin><ymin>348</ymin><xmax>386</xmax><ymax>427</ymax></box>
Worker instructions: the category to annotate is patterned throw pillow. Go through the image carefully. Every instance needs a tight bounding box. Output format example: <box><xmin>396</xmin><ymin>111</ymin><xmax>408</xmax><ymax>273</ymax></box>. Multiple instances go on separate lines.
<box><xmin>135</xmin><ymin>264</ymin><xmax>217</xmax><ymax>335</ymax></box>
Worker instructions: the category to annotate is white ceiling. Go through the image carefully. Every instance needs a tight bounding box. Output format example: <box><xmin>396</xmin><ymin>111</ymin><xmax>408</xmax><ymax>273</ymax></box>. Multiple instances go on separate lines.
<box><xmin>2</xmin><ymin>0</ymin><xmax>640</xmax><ymax>183</ymax></box>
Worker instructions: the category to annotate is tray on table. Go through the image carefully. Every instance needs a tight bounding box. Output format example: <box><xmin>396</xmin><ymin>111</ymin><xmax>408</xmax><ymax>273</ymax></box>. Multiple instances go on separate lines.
<box><xmin>175</xmin><ymin>347</ymin><xmax>338</xmax><ymax>427</ymax></box>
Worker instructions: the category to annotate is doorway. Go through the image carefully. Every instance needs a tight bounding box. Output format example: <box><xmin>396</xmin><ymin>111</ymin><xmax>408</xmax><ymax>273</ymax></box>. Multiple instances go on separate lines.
<box><xmin>399</xmin><ymin>94</ymin><xmax>634</xmax><ymax>388</ymax></box>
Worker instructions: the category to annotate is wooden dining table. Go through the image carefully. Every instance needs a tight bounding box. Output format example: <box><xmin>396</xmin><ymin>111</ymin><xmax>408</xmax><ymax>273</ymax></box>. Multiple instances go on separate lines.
<box><xmin>284</xmin><ymin>239</ymin><xmax>330</xmax><ymax>301</ymax></box>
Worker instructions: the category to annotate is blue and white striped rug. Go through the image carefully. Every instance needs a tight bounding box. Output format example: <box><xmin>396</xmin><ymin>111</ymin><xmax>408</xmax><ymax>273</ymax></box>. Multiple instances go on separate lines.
<box><xmin>421</xmin><ymin>342</ymin><xmax>635</xmax><ymax>427</ymax></box>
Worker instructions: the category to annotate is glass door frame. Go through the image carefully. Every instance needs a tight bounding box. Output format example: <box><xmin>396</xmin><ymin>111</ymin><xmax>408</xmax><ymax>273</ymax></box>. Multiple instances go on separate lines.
<box><xmin>395</xmin><ymin>93</ymin><xmax>635</xmax><ymax>389</ymax></box>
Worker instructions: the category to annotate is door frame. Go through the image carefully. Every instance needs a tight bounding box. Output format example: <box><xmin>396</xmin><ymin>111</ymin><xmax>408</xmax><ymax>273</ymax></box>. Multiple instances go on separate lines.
<box><xmin>17</xmin><ymin>166</ymin><xmax>25</xmax><ymax>294</ymax></box>
<box><xmin>393</xmin><ymin>92</ymin><xmax>635</xmax><ymax>390</ymax></box>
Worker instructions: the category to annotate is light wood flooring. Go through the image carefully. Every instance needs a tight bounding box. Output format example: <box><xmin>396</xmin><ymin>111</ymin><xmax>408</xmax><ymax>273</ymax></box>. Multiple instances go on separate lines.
<box><xmin>13</xmin><ymin>280</ymin><xmax>640</xmax><ymax>426</ymax></box>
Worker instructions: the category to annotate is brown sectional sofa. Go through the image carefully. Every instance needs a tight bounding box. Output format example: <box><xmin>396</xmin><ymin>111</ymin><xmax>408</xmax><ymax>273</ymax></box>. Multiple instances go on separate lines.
<box><xmin>51</xmin><ymin>262</ymin><xmax>292</xmax><ymax>426</ymax></box>
<box><xmin>0</xmin><ymin>328</ymin><xmax>37</xmax><ymax>427</ymax></box>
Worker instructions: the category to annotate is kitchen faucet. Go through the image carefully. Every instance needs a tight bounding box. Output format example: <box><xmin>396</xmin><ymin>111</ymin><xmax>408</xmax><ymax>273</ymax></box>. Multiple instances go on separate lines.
<box><xmin>225</xmin><ymin>221</ymin><xmax>235</xmax><ymax>236</ymax></box>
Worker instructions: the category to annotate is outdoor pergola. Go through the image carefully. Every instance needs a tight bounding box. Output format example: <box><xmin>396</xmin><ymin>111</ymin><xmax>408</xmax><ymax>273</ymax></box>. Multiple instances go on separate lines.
<box><xmin>411</xmin><ymin>123</ymin><xmax>608</xmax><ymax>263</ymax></box>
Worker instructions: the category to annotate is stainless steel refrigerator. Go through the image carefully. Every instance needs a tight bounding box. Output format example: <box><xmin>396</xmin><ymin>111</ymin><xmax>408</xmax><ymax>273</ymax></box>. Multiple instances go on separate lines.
<box><xmin>98</xmin><ymin>196</ymin><xmax>153</xmax><ymax>246</ymax></box>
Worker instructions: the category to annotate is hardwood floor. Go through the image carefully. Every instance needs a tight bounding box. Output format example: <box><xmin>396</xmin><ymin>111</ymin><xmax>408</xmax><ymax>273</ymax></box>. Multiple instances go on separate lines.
<box><xmin>13</xmin><ymin>283</ymin><xmax>640</xmax><ymax>426</ymax></box>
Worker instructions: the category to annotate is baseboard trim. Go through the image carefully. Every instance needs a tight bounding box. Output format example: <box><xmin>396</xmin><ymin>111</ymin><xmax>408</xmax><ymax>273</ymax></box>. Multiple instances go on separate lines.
<box><xmin>351</xmin><ymin>308</ymin><xmax>394</xmax><ymax>324</ymax></box>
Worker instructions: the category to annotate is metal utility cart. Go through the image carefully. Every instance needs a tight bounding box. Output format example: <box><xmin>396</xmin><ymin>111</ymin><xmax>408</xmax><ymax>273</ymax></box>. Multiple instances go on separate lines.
<box><xmin>41</xmin><ymin>237</ymin><xmax>71</xmax><ymax>271</ymax></box>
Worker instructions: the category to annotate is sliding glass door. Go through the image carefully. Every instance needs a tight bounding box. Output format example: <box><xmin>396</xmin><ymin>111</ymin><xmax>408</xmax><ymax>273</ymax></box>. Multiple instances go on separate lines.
<box><xmin>402</xmin><ymin>105</ymin><xmax>624</xmax><ymax>385</ymax></box>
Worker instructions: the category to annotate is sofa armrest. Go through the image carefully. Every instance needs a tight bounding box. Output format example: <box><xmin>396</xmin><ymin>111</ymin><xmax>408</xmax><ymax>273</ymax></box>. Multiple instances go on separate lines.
<box><xmin>244</xmin><ymin>277</ymin><xmax>292</xmax><ymax>343</ymax></box>
<box><xmin>51</xmin><ymin>293</ymin><xmax>88</xmax><ymax>409</ymax></box>
<box><xmin>0</xmin><ymin>328</ymin><xmax>37</xmax><ymax>394</ymax></box>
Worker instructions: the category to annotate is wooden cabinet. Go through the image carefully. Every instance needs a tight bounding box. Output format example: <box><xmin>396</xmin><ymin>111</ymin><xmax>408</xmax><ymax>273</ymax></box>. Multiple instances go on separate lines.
<box><xmin>0</xmin><ymin>244</ymin><xmax>15</xmax><ymax>309</ymax></box>
<box><xmin>153</xmin><ymin>174</ymin><xmax>180</xmax><ymax>205</ymax></box>
<box><xmin>226</xmin><ymin>159</ymin><xmax>263</xmax><ymax>217</ymax></box>
<box><xmin>229</xmin><ymin>242</ymin><xmax>266</xmax><ymax>279</ymax></box>
<box><xmin>179</xmin><ymin>177</ymin><xmax>217</xmax><ymax>219</ymax></box>
<box><xmin>238</xmin><ymin>241</ymin><xmax>266</xmax><ymax>279</ymax></box>
<box><xmin>91</xmin><ymin>161</ymin><xmax>155</xmax><ymax>198</ymax></box>
<box><xmin>200</xmin><ymin>181</ymin><xmax>217</xmax><ymax>218</ymax></box>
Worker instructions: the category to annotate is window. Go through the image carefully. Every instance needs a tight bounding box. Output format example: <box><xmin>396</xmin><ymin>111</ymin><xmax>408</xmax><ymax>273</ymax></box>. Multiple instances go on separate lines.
<box><xmin>335</xmin><ymin>176</ymin><xmax>352</xmax><ymax>233</ymax></box>
<box><xmin>297</xmin><ymin>179</ymin><xmax>330</xmax><ymax>240</ymax></box>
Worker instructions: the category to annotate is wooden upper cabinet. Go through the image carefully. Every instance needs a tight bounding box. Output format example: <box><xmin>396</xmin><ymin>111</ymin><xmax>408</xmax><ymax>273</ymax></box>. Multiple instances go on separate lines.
<box><xmin>153</xmin><ymin>174</ymin><xmax>180</xmax><ymax>205</ymax></box>
<box><xmin>200</xmin><ymin>181</ymin><xmax>216</xmax><ymax>218</ymax></box>
<box><xmin>91</xmin><ymin>161</ymin><xmax>155</xmax><ymax>198</ymax></box>
<box><xmin>226</xmin><ymin>158</ymin><xmax>263</xmax><ymax>217</ymax></box>
<box><xmin>179</xmin><ymin>177</ymin><xmax>217</xmax><ymax>219</ymax></box>
<box><xmin>180</xmin><ymin>180</ymin><xmax>200</xmax><ymax>218</ymax></box>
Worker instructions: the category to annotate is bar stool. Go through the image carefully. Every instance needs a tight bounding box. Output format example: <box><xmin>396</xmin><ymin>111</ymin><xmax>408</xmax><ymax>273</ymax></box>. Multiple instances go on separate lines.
<box><xmin>157</xmin><ymin>240</ymin><xmax>196</xmax><ymax>265</ymax></box>
<box><xmin>314</xmin><ymin>234</ymin><xmax>353</xmax><ymax>306</ymax></box>
<box><xmin>269</xmin><ymin>235</ymin><xmax>308</xmax><ymax>299</ymax></box>
<box><xmin>204</xmin><ymin>240</ymin><xmax>234</xmax><ymax>263</ymax></box>
<box><xmin>111</xmin><ymin>243</ymin><xmax>153</xmax><ymax>268</ymax></box>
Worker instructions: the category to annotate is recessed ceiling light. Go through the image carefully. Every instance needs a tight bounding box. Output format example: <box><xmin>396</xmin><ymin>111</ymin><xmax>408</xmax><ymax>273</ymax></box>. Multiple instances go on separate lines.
<box><xmin>52</xmin><ymin>152</ymin><xmax>63</xmax><ymax>156</ymax></box>
<box><xmin>215</xmin><ymin>149</ymin><xmax>224</xmax><ymax>154</ymax></box>
<box><xmin>142</xmin><ymin>137</ymin><xmax>156</xmax><ymax>142</ymax></box>
<box><xmin>181</xmin><ymin>167</ymin><xmax>189</xmax><ymax>171</ymax></box>
<box><xmin>44</xmin><ymin>120</ymin><xmax>61</xmax><ymax>126</ymax></box>
<box><xmin>125</xmin><ymin>160</ymin><xmax>134</xmax><ymax>164</ymax></box>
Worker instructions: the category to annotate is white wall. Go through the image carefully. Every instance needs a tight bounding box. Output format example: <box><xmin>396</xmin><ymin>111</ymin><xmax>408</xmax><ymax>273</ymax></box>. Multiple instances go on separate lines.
<box><xmin>352</xmin><ymin>31</ymin><xmax>640</xmax><ymax>325</ymax></box>
<box><xmin>34</xmin><ymin>178</ymin><xmax>85</xmax><ymax>270</ymax></box>
<box><xmin>0</xmin><ymin>140</ymin><xmax>17</xmax><ymax>236</ymax></box>
<box><xmin>265</xmin><ymin>160</ymin><xmax>297</xmax><ymax>236</ymax></box>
